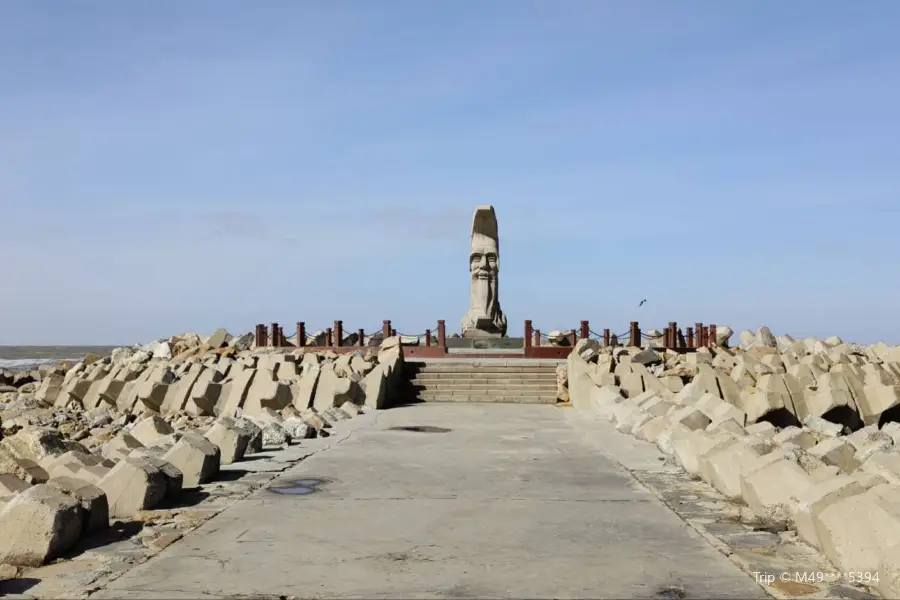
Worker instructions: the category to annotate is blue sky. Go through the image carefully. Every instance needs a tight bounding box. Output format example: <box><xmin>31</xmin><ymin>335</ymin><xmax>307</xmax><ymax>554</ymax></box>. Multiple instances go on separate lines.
<box><xmin>2</xmin><ymin>1</ymin><xmax>899</xmax><ymax>345</ymax></box>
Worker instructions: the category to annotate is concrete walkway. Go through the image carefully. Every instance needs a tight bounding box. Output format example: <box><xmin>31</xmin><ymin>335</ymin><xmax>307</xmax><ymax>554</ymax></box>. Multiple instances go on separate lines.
<box><xmin>91</xmin><ymin>404</ymin><xmax>768</xmax><ymax>599</ymax></box>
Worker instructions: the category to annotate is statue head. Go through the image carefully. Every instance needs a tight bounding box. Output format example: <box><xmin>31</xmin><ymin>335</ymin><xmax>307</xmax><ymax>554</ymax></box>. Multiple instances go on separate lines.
<box><xmin>470</xmin><ymin>245</ymin><xmax>498</xmax><ymax>281</ymax></box>
<box><xmin>469</xmin><ymin>205</ymin><xmax>499</xmax><ymax>282</ymax></box>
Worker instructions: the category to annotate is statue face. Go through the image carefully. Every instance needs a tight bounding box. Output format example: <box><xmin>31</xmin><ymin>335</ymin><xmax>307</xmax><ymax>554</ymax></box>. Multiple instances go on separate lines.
<box><xmin>470</xmin><ymin>247</ymin><xmax>498</xmax><ymax>280</ymax></box>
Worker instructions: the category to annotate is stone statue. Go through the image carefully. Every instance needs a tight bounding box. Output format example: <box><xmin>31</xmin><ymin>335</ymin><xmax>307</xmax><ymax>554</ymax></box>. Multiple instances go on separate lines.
<box><xmin>461</xmin><ymin>205</ymin><xmax>507</xmax><ymax>337</ymax></box>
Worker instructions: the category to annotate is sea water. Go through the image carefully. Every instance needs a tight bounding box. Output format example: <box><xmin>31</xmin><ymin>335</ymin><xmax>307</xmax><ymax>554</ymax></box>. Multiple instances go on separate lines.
<box><xmin>0</xmin><ymin>358</ymin><xmax>67</xmax><ymax>371</ymax></box>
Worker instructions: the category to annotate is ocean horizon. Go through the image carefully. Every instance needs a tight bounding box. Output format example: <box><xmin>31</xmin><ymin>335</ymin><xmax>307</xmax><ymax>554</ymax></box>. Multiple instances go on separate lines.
<box><xmin>0</xmin><ymin>346</ymin><xmax>120</xmax><ymax>371</ymax></box>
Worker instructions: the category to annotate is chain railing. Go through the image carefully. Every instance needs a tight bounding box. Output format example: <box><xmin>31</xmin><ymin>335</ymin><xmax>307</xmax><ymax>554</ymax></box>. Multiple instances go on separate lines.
<box><xmin>253</xmin><ymin>319</ymin><xmax>719</xmax><ymax>351</ymax></box>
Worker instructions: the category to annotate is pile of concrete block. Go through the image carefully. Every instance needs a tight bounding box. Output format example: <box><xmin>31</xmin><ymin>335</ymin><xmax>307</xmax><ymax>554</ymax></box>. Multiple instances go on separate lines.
<box><xmin>566</xmin><ymin>327</ymin><xmax>900</xmax><ymax>598</ymax></box>
<box><xmin>41</xmin><ymin>332</ymin><xmax>403</xmax><ymax>420</ymax></box>
<box><xmin>0</xmin><ymin>331</ymin><xmax>405</xmax><ymax>568</ymax></box>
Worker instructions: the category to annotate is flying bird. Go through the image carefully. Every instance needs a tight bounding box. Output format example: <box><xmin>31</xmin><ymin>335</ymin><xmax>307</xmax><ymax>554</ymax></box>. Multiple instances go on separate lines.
<box><xmin>638</xmin><ymin>299</ymin><xmax>647</xmax><ymax>307</ymax></box>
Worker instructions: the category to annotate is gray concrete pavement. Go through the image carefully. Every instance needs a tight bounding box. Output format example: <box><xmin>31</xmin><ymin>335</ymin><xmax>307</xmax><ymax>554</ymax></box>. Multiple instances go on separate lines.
<box><xmin>90</xmin><ymin>404</ymin><xmax>768</xmax><ymax>599</ymax></box>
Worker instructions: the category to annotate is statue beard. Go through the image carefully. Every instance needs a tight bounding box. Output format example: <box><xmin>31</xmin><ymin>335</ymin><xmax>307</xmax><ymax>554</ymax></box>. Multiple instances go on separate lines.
<box><xmin>471</xmin><ymin>269</ymin><xmax>497</xmax><ymax>316</ymax></box>
<box><xmin>487</xmin><ymin>277</ymin><xmax>497</xmax><ymax>316</ymax></box>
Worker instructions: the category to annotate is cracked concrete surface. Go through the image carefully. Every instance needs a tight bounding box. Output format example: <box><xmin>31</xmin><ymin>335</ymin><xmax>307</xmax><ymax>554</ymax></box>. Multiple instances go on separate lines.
<box><xmin>4</xmin><ymin>403</ymin><xmax>872</xmax><ymax>599</ymax></box>
<box><xmin>80</xmin><ymin>404</ymin><xmax>771</xmax><ymax>599</ymax></box>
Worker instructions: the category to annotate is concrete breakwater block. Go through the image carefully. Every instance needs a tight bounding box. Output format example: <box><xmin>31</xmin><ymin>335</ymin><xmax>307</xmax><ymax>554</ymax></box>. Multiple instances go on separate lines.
<box><xmin>0</xmin><ymin>485</ymin><xmax>85</xmax><ymax>566</ymax></box>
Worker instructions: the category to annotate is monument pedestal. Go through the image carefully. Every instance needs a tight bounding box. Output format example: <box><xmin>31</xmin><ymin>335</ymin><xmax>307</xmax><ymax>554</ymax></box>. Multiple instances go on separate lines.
<box><xmin>462</xmin><ymin>329</ymin><xmax>504</xmax><ymax>339</ymax></box>
<box><xmin>462</xmin><ymin>317</ymin><xmax>504</xmax><ymax>339</ymax></box>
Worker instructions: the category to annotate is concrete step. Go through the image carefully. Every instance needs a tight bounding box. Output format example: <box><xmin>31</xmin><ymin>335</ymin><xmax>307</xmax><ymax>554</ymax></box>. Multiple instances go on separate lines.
<box><xmin>410</xmin><ymin>373</ymin><xmax>556</xmax><ymax>385</ymax></box>
<box><xmin>414</xmin><ymin>389</ymin><xmax>555</xmax><ymax>397</ymax></box>
<box><xmin>408</xmin><ymin>372</ymin><xmax>556</xmax><ymax>380</ymax></box>
<box><xmin>412</xmin><ymin>394</ymin><xmax>557</xmax><ymax>404</ymax></box>
<box><xmin>408</xmin><ymin>366</ymin><xmax>558</xmax><ymax>374</ymax></box>
<box><xmin>410</xmin><ymin>371</ymin><xmax>557</xmax><ymax>378</ymax></box>
<box><xmin>411</xmin><ymin>380</ymin><xmax>556</xmax><ymax>389</ymax></box>
<box><xmin>404</xmin><ymin>360</ymin><xmax>562</xmax><ymax>405</ymax></box>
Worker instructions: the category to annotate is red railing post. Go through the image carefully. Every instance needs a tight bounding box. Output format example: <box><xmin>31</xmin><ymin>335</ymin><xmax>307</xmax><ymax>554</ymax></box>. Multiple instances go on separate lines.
<box><xmin>425</xmin><ymin>329</ymin><xmax>432</xmax><ymax>346</ymax></box>
<box><xmin>357</xmin><ymin>328</ymin><xmax>365</xmax><ymax>347</ymax></box>
<box><xmin>695</xmin><ymin>323</ymin><xmax>703</xmax><ymax>347</ymax></box>
<box><xmin>669</xmin><ymin>322</ymin><xmax>677</xmax><ymax>349</ymax></box>
<box><xmin>603</xmin><ymin>328</ymin><xmax>610</xmax><ymax>347</ymax></box>
<box><xmin>580</xmin><ymin>320</ymin><xmax>589</xmax><ymax>340</ymax></box>
<box><xmin>382</xmin><ymin>320</ymin><xmax>391</xmax><ymax>339</ymax></box>
<box><xmin>535</xmin><ymin>329</ymin><xmax>541</xmax><ymax>346</ymax></box>
<box><xmin>325</xmin><ymin>328</ymin><xmax>333</xmax><ymax>347</ymax></box>
<box><xmin>630</xmin><ymin>322</ymin><xmax>640</xmax><ymax>347</ymax></box>
<box><xmin>709</xmin><ymin>324</ymin><xmax>717</xmax><ymax>348</ymax></box>
<box><xmin>524</xmin><ymin>320</ymin><xmax>533</xmax><ymax>349</ymax></box>
<box><xmin>701</xmin><ymin>326</ymin><xmax>709</xmax><ymax>347</ymax></box>
<box><xmin>297</xmin><ymin>322</ymin><xmax>306</xmax><ymax>348</ymax></box>
<box><xmin>437</xmin><ymin>320</ymin><xmax>446</xmax><ymax>348</ymax></box>
<box><xmin>270</xmin><ymin>323</ymin><xmax>278</xmax><ymax>347</ymax></box>
<box><xmin>686</xmin><ymin>326</ymin><xmax>694</xmax><ymax>348</ymax></box>
<box><xmin>334</xmin><ymin>320</ymin><xmax>343</xmax><ymax>347</ymax></box>
<box><xmin>261</xmin><ymin>324</ymin><xmax>269</xmax><ymax>347</ymax></box>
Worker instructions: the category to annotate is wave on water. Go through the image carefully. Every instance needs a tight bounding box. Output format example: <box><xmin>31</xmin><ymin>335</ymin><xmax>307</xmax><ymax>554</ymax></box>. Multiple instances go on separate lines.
<box><xmin>0</xmin><ymin>358</ymin><xmax>68</xmax><ymax>371</ymax></box>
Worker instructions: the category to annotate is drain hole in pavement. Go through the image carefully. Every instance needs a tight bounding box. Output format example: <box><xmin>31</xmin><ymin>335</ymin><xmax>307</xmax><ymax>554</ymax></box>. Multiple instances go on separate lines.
<box><xmin>654</xmin><ymin>586</ymin><xmax>686</xmax><ymax>599</ymax></box>
<box><xmin>268</xmin><ymin>477</ymin><xmax>332</xmax><ymax>496</ymax></box>
<box><xmin>388</xmin><ymin>426</ymin><xmax>452</xmax><ymax>433</ymax></box>
<box><xmin>751</xmin><ymin>522</ymin><xmax>788</xmax><ymax>533</ymax></box>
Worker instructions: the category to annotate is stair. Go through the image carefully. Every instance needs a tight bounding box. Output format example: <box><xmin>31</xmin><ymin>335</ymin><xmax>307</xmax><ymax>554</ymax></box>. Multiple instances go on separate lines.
<box><xmin>403</xmin><ymin>360</ymin><xmax>562</xmax><ymax>404</ymax></box>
